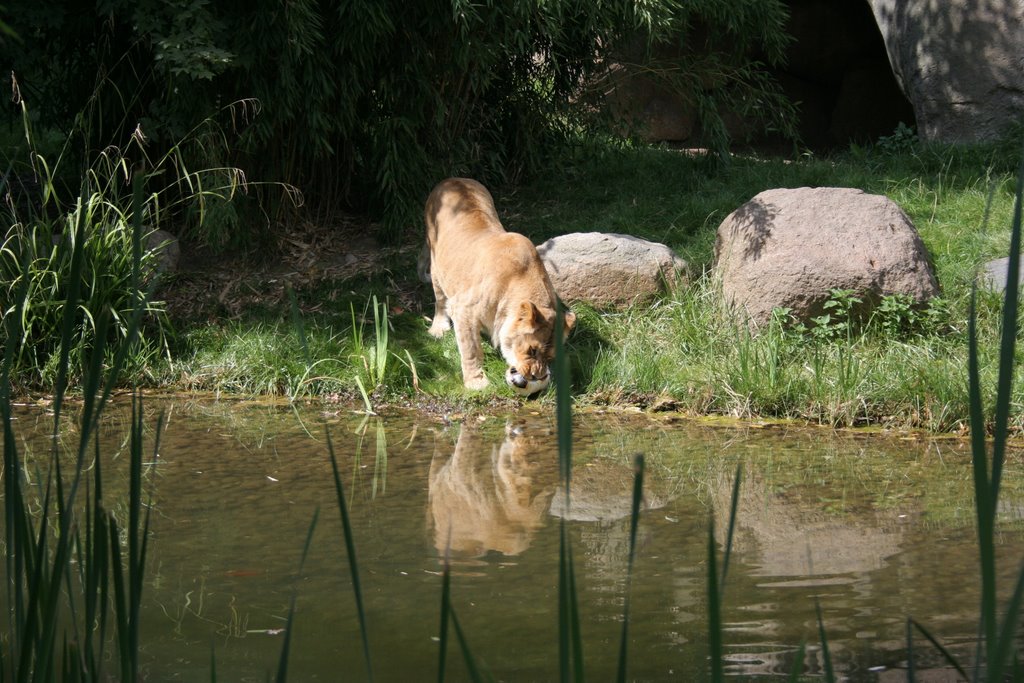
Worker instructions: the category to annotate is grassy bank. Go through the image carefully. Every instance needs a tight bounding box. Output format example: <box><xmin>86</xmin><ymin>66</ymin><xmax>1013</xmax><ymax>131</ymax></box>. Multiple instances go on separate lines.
<box><xmin>2</xmin><ymin>124</ymin><xmax>1021</xmax><ymax>431</ymax></box>
<box><xmin>3</xmin><ymin>135</ymin><xmax>1023</xmax><ymax>680</ymax></box>
<box><xmin>150</xmin><ymin>138</ymin><xmax>1023</xmax><ymax>432</ymax></box>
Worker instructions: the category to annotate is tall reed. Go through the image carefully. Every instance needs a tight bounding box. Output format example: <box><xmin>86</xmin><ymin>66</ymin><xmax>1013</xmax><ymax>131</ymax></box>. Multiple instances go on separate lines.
<box><xmin>2</xmin><ymin>166</ymin><xmax>159</xmax><ymax>680</ymax></box>
<box><xmin>554</xmin><ymin>302</ymin><xmax>584</xmax><ymax>683</ymax></box>
<box><xmin>900</xmin><ymin>153</ymin><xmax>1024</xmax><ymax>680</ymax></box>
<box><xmin>0</xmin><ymin>87</ymin><xmax>280</xmax><ymax>391</ymax></box>
<box><xmin>615</xmin><ymin>454</ymin><xmax>645</xmax><ymax>683</ymax></box>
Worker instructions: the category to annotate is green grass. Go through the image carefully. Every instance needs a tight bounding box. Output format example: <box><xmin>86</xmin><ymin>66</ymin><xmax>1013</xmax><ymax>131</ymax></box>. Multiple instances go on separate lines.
<box><xmin>4</xmin><ymin>138</ymin><xmax>1024</xmax><ymax>681</ymax></box>
<box><xmin>5</xmin><ymin>131</ymin><xmax>1023</xmax><ymax>431</ymax></box>
<box><xmin>2</xmin><ymin>170</ymin><xmax>157</xmax><ymax>680</ymax></box>
<box><xmin>142</xmin><ymin>136</ymin><xmax>1024</xmax><ymax>432</ymax></box>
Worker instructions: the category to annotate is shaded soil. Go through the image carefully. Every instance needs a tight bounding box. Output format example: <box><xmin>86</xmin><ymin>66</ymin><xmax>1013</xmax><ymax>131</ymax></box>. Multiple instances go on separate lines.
<box><xmin>160</xmin><ymin>216</ymin><xmax>424</xmax><ymax>324</ymax></box>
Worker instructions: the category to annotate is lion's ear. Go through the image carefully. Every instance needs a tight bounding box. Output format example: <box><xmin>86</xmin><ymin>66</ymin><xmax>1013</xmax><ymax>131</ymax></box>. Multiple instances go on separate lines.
<box><xmin>561</xmin><ymin>310</ymin><xmax>576</xmax><ymax>339</ymax></box>
<box><xmin>518</xmin><ymin>301</ymin><xmax>540</xmax><ymax>324</ymax></box>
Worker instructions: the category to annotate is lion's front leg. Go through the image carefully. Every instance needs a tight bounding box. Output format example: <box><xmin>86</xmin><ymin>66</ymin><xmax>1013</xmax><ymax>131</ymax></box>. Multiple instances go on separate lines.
<box><xmin>453</xmin><ymin>320</ymin><xmax>488</xmax><ymax>390</ymax></box>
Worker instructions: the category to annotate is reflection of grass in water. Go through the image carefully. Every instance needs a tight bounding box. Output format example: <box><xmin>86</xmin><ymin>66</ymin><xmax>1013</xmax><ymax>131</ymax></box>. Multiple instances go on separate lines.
<box><xmin>155</xmin><ymin>578</ymin><xmax>252</xmax><ymax>640</ymax></box>
<box><xmin>348</xmin><ymin>416</ymin><xmax>389</xmax><ymax>501</ymax></box>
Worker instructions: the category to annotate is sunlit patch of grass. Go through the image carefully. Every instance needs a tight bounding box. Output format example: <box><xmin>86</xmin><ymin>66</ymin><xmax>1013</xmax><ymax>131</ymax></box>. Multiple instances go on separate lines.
<box><xmin>154</xmin><ymin>136</ymin><xmax>1024</xmax><ymax>430</ymax></box>
<box><xmin>564</xmin><ymin>271</ymin><xmax>1023</xmax><ymax>430</ymax></box>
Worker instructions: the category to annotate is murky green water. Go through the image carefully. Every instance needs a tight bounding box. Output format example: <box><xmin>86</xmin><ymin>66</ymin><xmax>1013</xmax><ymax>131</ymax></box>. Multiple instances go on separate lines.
<box><xmin>6</xmin><ymin>398</ymin><xmax>1024</xmax><ymax>681</ymax></box>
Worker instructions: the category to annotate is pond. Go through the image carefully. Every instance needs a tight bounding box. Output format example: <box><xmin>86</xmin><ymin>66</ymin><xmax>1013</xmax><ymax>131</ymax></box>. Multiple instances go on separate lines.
<box><xmin>5</xmin><ymin>397</ymin><xmax>1024</xmax><ymax>681</ymax></box>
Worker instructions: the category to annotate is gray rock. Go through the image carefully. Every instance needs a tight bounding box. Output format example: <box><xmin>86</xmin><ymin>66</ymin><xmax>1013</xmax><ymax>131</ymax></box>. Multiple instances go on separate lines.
<box><xmin>714</xmin><ymin>187</ymin><xmax>939</xmax><ymax>328</ymax></box>
<box><xmin>981</xmin><ymin>256</ymin><xmax>1024</xmax><ymax>294</ymax></box>
<box><xmin>144</xmin><ymin>229</ymin><xmax>180</xmax><ymax>278</ymax></box>
<box><xmin>868</xmin><ymin>0</ymin><xmax>1024</xmax><ymax>142</ymax></box>
<box><xmin>537</xmin><ymin>232</ymin><xmax>689</xmax><ymax>307</ymax></box>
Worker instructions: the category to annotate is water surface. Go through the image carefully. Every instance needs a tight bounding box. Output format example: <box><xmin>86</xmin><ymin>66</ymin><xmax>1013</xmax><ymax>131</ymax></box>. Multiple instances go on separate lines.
<box><xmin>6</xmin><ymin>398</ymin><xmax>1024</xmax><ymax>681</ymax></box>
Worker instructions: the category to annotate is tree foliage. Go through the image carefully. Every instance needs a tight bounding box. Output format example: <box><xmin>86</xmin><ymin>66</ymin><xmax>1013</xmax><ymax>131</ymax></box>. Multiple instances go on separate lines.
<box><xmin>2</xmin><ymin>0</ymin><xmax>793</xmax><ymax>240</ymax></box>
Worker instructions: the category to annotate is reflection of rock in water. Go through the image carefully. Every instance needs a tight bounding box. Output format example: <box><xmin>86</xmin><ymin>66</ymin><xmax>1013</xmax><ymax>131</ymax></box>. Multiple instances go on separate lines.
<box><xmin>428</xmin><ymin>422</ymin><xmax>556</xmax><ymax>558</ymax></box>
<box><xmin>710</xmin><ymin>468</ymin><xmax>904</xmax><ymax>577</ymax></box>
<box><xmin>548</xmin><ymin>457</ymin><xmax>668</xmax><ymax>523</ymax></box>
<box><xmin>549</xmin><ymin>457</ymin><xmax>671</xmax><ymax>579</ymax></box>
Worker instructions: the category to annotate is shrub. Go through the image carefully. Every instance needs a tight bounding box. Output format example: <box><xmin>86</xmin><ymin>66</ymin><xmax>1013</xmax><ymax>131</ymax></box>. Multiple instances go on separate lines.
<box><xmin>1</xmin><ymin>0</ymin><xmax>794</xmax><ymax>239</ymax></box>
<box><xmin>0</xmin><ymin>90</ymin><xmax>256</xmax><ymax>388</ymax></box>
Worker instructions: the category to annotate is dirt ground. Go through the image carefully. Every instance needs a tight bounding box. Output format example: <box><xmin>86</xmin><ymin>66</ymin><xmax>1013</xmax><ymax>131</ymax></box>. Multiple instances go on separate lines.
<box><xmin>160</xmin><ymin>216</ymin><xmax>424</xmax><ymax>324</ymax></box>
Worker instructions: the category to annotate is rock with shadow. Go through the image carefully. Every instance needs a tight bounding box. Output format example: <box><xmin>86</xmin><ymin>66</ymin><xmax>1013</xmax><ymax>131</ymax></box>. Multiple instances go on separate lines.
<box><xmin>714</xmin><ymin>187</ymin><xmax>939</xmax><ymax>328</ymax></box>
<box><xmin>869</xmin><ymin>0</ymin><xmax>1024</xmax><ymax>143</ymax></box>
<box><xmin>537</xmin><ymin>232</ymin><xmax>689</xmax><ymax>308</ymax></box>
<box><xmin>427</xmin><ymin>422</ymin><xmax>557</xmax><ymax>558</ymax></box>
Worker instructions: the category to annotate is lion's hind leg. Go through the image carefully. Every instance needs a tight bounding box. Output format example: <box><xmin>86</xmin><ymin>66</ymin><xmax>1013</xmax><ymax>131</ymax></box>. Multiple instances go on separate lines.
<box><xmin>428</xmin><ymin>279</ymin><xmax>452</xmax><ymax>338</ymax></box>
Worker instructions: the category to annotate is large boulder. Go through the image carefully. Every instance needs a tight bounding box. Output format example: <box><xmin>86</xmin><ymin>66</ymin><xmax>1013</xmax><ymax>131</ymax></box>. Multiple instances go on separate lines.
<box><xmin>868</xmin><ymin>0</ymin><xmax>1024</xmax><ymax>142</ymax></box>
<box><xmin>537</xmin><ymin>232</ymin><xmax>688</xmax><ymax>307</ymax></box>
<box><xmin>714</xmin><ymin>187</ymin><xmax>939</xmax><ymax>327</ymax></box>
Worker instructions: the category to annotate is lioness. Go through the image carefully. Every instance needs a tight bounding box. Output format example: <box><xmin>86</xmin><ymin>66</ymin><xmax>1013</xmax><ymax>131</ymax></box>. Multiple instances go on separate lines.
<box><xmin>421</xmin><ymin>177</ymin><xmax>575</xmax><ymax>395</ymax></box>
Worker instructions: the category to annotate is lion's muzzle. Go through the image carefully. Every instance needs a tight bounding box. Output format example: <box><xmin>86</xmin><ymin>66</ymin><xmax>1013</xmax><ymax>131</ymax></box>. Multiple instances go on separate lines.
<box><xmin>506</xmin><ymin>367</ymin><xmax>550</xmax><ymax>398</ymax></box>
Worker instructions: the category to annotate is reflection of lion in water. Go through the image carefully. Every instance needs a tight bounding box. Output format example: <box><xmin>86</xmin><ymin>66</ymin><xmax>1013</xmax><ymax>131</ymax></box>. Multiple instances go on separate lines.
<box><xmin>428</xmin><ymin>422</ymin><xmax>557</xmax><ymax>558</ymax></box>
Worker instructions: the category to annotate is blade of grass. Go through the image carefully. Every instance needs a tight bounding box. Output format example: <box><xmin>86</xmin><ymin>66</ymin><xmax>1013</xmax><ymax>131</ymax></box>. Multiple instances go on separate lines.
<box><xmin>786</xmin><ymin>639</ymin><xmax>806</xmax><ymax>683</ymax></box>
<box><xmin>709</xmin><ymin>463</ymin><xmax>741</xmax><ymax>682</ymax></box>
<box><xmin>990</xmin><ymin>555</ymin><xmax>1024</xmax><ymax>681</ymax></box>
<box><xmin>814</xmin><ymin>599</ymin><xmax>835</xmax><ymax>683</ymax></box>
<box><xmin>961</xmin><ymin>152</ymin><xmax>1024</xmax><ymax>680</ymax></box>
<box><xmin>276</xmin><ymin>509</ymin><xmax>319</xmax><ymax>683</ymax></box>
<box><xmin>615</xmin><ymin>454</ymin><xmax>645</xmax><ymax>683</ymax></box>
<box><xmin>720</xmin><ymin>462</ymin><xmax>742</xmax><ymax>595</ymax></box>
<box><xmin>51</xmin><ymin>195</ymin><xmax>88</xmax><ymax>431</ymax></box>
<box><xmin>554</xmin><ymin>302</ymin><xmax>583</xmax><ymax>683</ymax></box>
<box><xmin>566</xmin><ymin>538</ymin><xmax>583</xmax><ymax>683</ymax></box>
<box><xmin>554</xmin><ymin>302</ymin><xmax>572</xmax><ymax>491</ymax></box>
<box><xmin>437</xmin><ymin>556</ymin><xmax>451</xmax><ymax>683</ymax></box>
<box><xmin>905</xmin><ymin>617</ymin><xmax>915</xmax><ymax>682</ymax></box>
<box><xmin>354</xmin><ymin>376</ymin><xmax>375</xmax><ymax>415</ymax></box>
<box><xmin>909</xmin><ymin>618</ymin><xmax>969</xmax><ymax>681</ymax></box>
<box><xmin>4</xmin><ymin>219</ymin><xmax>38</xmax><ymax>677</ymax></box>
<box><xmin>326</xmin><ymin>429</ymin><xmax>374</xmax><ymax>682</ymax></box>
<box><xmin>707</xmin><ymin>514</ymin><xmax>723</xmax><ymax>683</ymax></box>
<box><xmin>108</xmin><ymin>513</ymin><xmax>130</xmax><ymax>682</ymax></box>
<box><xmin>449</xmin><ymin>607</ymin><xmax>487</xmax><ymax>683</ymax></box>
<box><xmin>967</xmin><ymin>289</ymin><xmax>996</xmax><ymax>676</ymax></box>
<box><xmin>989</xmin><ymin>155</ymin><xmax>1022</xmax><ymax>504</ymax></box>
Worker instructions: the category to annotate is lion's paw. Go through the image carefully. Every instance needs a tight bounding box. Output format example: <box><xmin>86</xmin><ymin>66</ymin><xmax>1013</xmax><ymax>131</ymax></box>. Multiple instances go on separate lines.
<box><xmin>428</xmin><ymin>317</ymin><xmax>451</xmax><ymax>338</ymax></box>
<box><xmin>464</xmin><ymin>375</ymin><xmax>489</xmax><ymax>391</ymax></box>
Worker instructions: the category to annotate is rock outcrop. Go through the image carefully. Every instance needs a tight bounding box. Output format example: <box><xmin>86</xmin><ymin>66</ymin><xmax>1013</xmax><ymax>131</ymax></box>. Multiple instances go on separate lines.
<box><xmin>868</xmin><ymin>0</ymin><xmax>1024</xmax><ymax>142</ymax></box>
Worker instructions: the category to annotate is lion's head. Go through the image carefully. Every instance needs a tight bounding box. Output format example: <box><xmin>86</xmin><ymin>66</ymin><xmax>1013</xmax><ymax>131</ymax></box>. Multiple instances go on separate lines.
<box><xmin>499</xmin><ymin>302</ymin><xmax>576</xmax><ymax>398</ymax></box>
